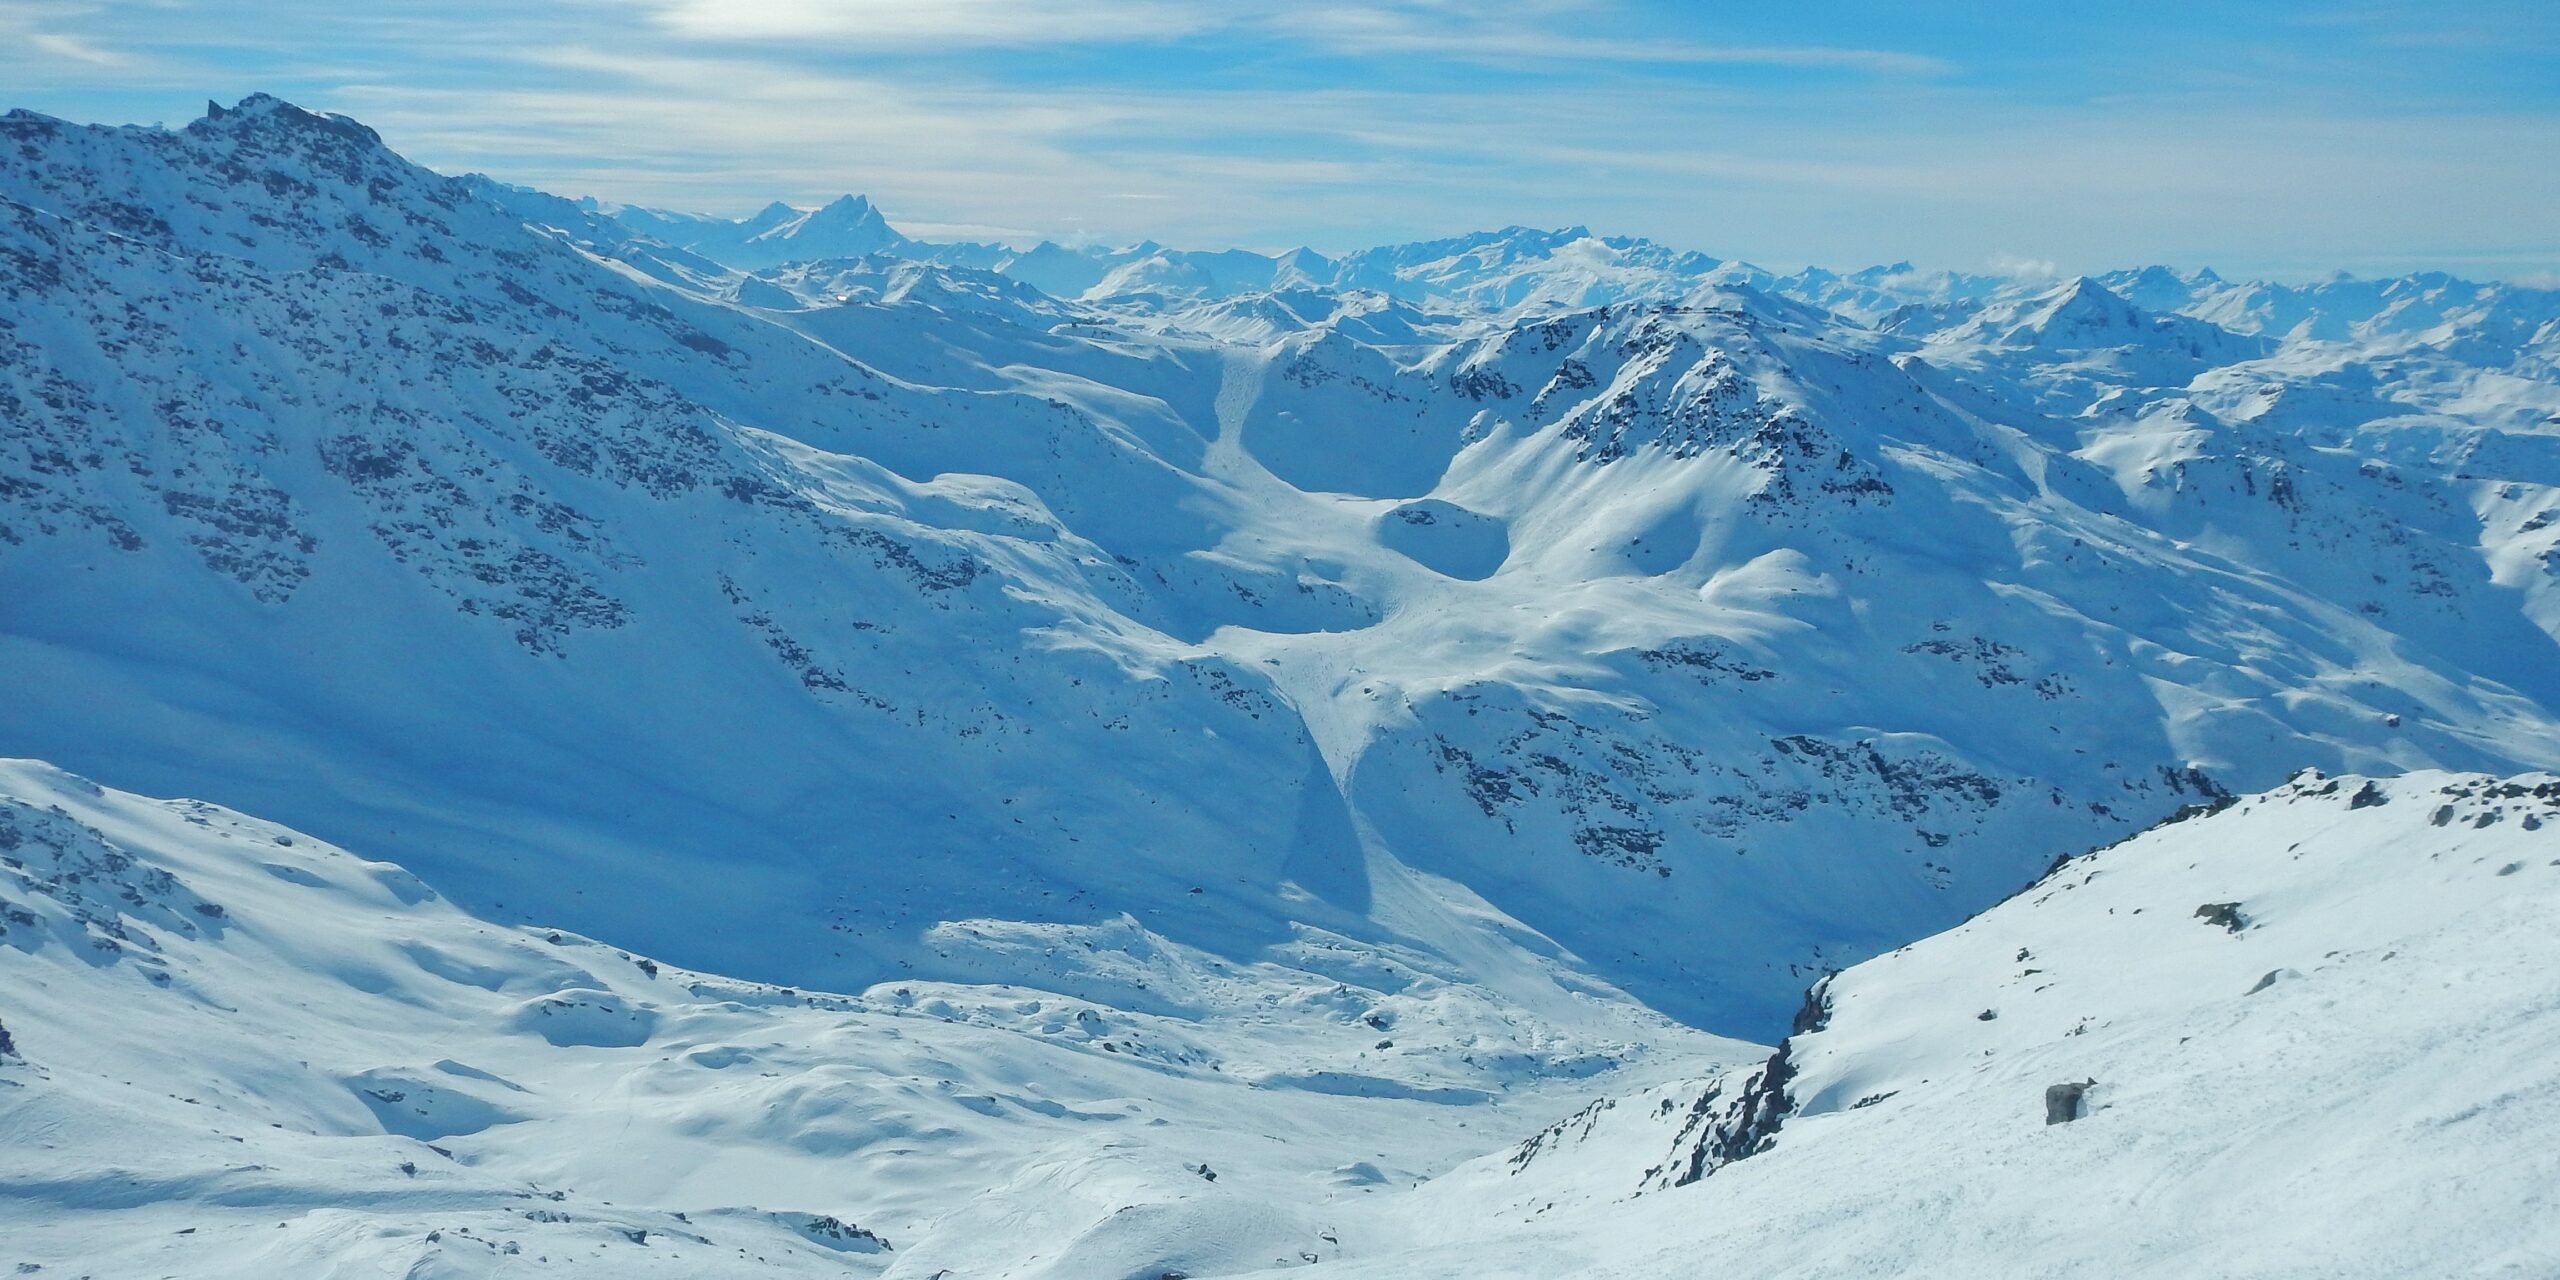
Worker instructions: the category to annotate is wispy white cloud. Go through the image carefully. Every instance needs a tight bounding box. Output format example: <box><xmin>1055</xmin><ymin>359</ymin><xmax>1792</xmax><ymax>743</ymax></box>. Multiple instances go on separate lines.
<box><xmin>1261</xmin><ymin>4</ymin><xmax>1951</xmax><ymax>74</ymax></box>
<box><xmin>1</xmin><ymin>1</ymin><xmax>133</xmax><ymax>72</ymax></box>
<box><xmin>1986</xmin><ymin>253</ymin><xmax>2059</xmax><ymax>281</ymax></box>
<box><xmin>627</xmin><ymin>0</ymin><xmax>1218</xmax><ymax>46</ymax></box>
<box><xmin>27</xmin><ymin>30</ymin><xmax>126</xmax><ymax>65</ymax></box>
<box><xmin>606</xmin><ymin>0</ymin><xmax>1950</xmax><ymax>73</ymax></box>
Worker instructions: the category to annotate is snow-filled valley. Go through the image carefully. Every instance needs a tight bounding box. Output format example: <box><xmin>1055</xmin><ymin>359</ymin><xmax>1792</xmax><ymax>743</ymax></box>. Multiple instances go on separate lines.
<box><xmin>3</xmin><ymin>95</ymin><xmax>2558</xmax><ymax>1276</ymax></box>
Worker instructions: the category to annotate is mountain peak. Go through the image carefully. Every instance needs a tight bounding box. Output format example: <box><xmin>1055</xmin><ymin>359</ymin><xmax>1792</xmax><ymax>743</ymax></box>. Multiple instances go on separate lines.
<box><xmin>2040</xmin><ymin>275</ymin><xmax>2138</xmax><ymax>321</ymax></box>
<box><xmin>800</xmin><ymin>194</ymin><xmax>896</xmax><ymax>236</ymax></box>
<box><xmin>200</xmin><ymin>92</ymin><xmax>287</xmax><ymax>122</ymax></box>
<box><xmin>192</xmin><ymin>93</ymin><xmax>383</xmax><ymax>149</ymax></box>
<box><xmin>741</xmin><ymin>199</ymin><xmax>800</xmax><ymax>229</ymax></box>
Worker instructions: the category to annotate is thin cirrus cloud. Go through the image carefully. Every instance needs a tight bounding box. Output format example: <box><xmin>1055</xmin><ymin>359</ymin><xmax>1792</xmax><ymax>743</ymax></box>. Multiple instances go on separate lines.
<box><xmin>1257</xmin><ymin>5</ymin><xmax>1951</xmax><ymax>74</ymax></box>
<box><xmin>25</xmin><ymin>30</ymin><xmax>127</xmax><ymax>66</ymax></box>
<box><xmin>626</xmin><ymin>0</ymin><xmax>1222</xmax><ymax>46</ymax></box>
<box><xmin>1</xmin><ymin>0</ymin><xmax>2555</xmax><ymax>279</ymax></box>
<box><xmin>622</xmin><ymin>0</ymin><xmax>1945</xmax><ymax>73</ymax></box>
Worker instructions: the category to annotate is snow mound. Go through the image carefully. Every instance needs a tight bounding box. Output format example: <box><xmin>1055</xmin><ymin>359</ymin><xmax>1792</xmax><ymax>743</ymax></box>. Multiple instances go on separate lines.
<box><xmin>503</xmin><ymin>987</ymin><xmax>660</xmax><ymax>1047</ymax></box>
<box><xmin>1375</xmin><ymin>499</ymin><xmax>1509</xmax><ymax>579</ymax></box>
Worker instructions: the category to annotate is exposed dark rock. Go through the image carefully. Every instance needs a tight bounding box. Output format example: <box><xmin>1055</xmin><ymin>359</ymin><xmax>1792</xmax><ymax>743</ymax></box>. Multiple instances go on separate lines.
<box><xmin>1667</xmin><ymin>1040</ymin><xmax>1797</xmax><ymax>1187</ymax></box>
<box><xmin>791</xmin><ymin>1213</ymin><xmax>892</xmax><ymax>1253</ymax></box>
<box><xmin>1790</xmin><ymin>972</ymin><xmax>1837</xmax><ymax>1036</ymax></box>
<box><xmin>2045</xmin><ymin>1079</ymin><xmax>2094</xmax><ymax>1125</ymax></box>
<box><xmin>2194</xmin><ymin>902</ymin><xmax>2247</xmax><ymax>933</ymax></box>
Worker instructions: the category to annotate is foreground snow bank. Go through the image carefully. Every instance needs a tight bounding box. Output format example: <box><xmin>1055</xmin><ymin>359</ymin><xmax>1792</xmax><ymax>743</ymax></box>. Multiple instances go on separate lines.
<box><xmin>6</xmin><ymin>759</ymin><xmax>2552</xmax><ymax>1276</ymax></box>
<box><xmin>1315</xmin><ymin>768</ymin><xmax>2560</xmax><ymax>1278</ymax></box>
<box><xmin>0</xmin><ymin>758</ymin><xmax>1739</xmax><ymax>1278</ymax></box>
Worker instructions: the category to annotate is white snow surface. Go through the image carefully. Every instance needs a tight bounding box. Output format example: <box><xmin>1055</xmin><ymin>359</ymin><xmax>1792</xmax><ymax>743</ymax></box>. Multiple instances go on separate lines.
<box><xmin>1266</xmin><ymin>769</ymin><xmax>2560</xmax><ymax>1279</ymax></box>
<box><xmin>2</xmin><ymin>94</ymin><xmax>2559</xmax><ymax>1274</ymax></box>
<box><xmin>5</xmin><ymin>765</ymin><xmax>2552</xmax><ymax>1276</ymax></box>
<box><xmin>0</xmin><ymin>758</ymin><xmax>1744</xmax><ymax>1277</ymax></box>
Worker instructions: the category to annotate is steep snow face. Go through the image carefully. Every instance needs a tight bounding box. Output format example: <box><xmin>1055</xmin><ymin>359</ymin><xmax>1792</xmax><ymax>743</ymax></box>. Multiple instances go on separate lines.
<box><xmin>0</xmin><ymin>760</ymin><xmax>1749</xmax><ymax>1278</ymax></box>
<box><xmin>6</xmin><ymin>97</ymin><xmax>2560</xmax><ymax>1040</ymax></box>
<box><xmin>1306</xmin><ymin>769</ymin><xmax>2560</xmax><ymax>1278</ymax></box>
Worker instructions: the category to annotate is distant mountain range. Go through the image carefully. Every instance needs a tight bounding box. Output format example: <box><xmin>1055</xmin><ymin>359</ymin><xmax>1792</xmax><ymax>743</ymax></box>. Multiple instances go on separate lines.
<box><xmin>578</xmin><ymin>184</ymin><xmax>2560</xmax><ymax>352</ymax></box>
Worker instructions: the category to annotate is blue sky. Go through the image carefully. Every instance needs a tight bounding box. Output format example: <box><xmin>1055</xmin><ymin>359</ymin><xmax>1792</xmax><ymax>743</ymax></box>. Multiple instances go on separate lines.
<box><xmin>5</xmin><ymin>1</ymin><xmax>2557</xmax><ymax>281</ymax></box>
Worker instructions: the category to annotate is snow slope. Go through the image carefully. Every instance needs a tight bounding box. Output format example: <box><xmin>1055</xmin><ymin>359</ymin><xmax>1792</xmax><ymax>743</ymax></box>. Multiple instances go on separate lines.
<box><xmin>0</xmin><ymin>758</ymin><xmax>1744</xmax><ymax>1278</ymax></box>
<box><xmin>5</xmin><ymin>765</ymin><xmax>2550</xmax><ymax>1277</ymax></box>
<box><xmin>1287</xmin><ymin>769</ymin><xmax>2560</xmax><ymax>1278</ymax></box>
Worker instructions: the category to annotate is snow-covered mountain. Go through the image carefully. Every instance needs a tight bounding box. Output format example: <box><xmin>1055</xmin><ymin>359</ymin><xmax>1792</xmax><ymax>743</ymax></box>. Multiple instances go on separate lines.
<box><xmin>607</xmin><ymin>194</ymin><xmax>916</xmax><ymax>270</ymax></box>
<box><xmin>4</xmin><ymin>94</ymin><xmax>2559</xmax><ymax>1275</ymax></box>
<box><xmin>628</xmin><ymin>200</ymin><xmax>2560</xmax><ymax>382</ymax></box>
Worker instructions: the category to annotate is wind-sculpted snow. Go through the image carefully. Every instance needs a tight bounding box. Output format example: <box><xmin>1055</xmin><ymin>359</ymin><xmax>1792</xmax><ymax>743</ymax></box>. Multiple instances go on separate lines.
<box><xmin>5</xmin><ymin>94</ymin><xmax>2560</xmax><ymax>1049</ymax></box>
<box><xmin>0</xmin><ymin>761</ymin><xmax>1745</xmax><ymax>1277</ymax></box>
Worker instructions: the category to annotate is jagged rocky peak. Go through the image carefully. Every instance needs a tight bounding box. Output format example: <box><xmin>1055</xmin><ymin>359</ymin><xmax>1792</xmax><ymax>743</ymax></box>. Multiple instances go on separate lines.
<box><xmin>192</xmin><ymin>91</ymin><xmax>386</xmax><ymax>150</ymax></box>
<box><xmin>0</xmin><ymin>89</ymin><xmax>494</xmax><ymax>282</ymax></box>
<box><xmin>759</xmin><ymin>193</ymin><xmax>904</xmax><ymax>247</ymax></box>
<box><xmin>806</xmin><ymin>192</ymin><xmax>883</xmax><ymax>222</ymax></box>
<box><xmin>620</xmin><ymin>190</ymin><xmax>914</xmax><ymax>267</ymax></box>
